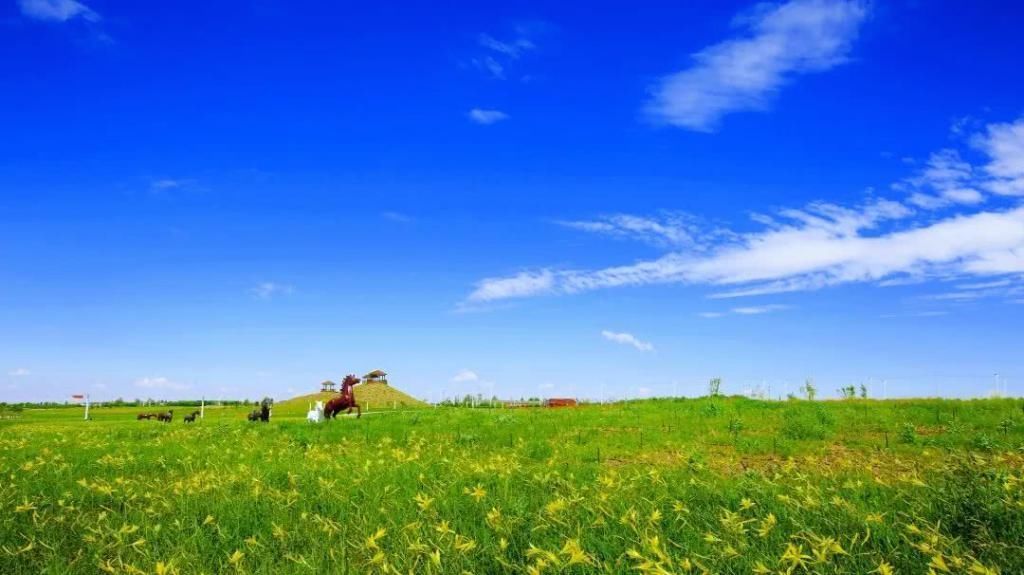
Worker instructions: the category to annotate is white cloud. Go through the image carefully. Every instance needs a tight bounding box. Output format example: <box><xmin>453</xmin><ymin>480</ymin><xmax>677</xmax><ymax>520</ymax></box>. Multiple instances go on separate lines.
<box><xmin>881</xmin><ymin>310</ymin><xmax>948</xmax><ymax>318</ymax></box>
<box><xmin>469</xmin><ymin>270</ymin><xmax>554</xmax><ymax>302</ymax></box>
<box><xmin>451</xmin><ymin>369</ymin><xmax>479</xmax><ymax>383</ymax></box>
<box><xmin>556</xmin><ymin>213</ymin><xmax>707</xmax><ymax>248</ymax></box>
<box><xmin>382</xmin><ymin>211</ymin><xmax>413</xmax><ymax>223</ymax></box>
<box><xmin>18</xmin><ymin>0</ymin><xmax>99</xmax><ymax>22</ymax></box>
<box><xmin>474</xmin><ymin>205</ymin><xmax>1024</xmax><ymax>302</ymax></box>
<box><xmin>134</xmin><ymin>377</ymin><xmax>190</xmax><ymax>391</ymax></box>
<box><xmin>646</xmin><ymin>0</ymin><xmax>867</xmax><ymax>131</ymax></box>
<box><xmin>896</xmin><ymin>149</ymin><xmax>984</xmax><ymax>209</ymax></box>
<box><xmin>601</xmin><ymin>330</ymin><xmax>654</xmax><ymax>352</ymax></box>
<box><xmin>974</xmin><ymin>118</ymin><xmax>1024</xmax><ymax>196</ymax></box>
<box><xmin>7</xmin><ymin>368</ymin><xmax>30</xmax><ymax>377</ymax></box>
<box><xmin>150</xmin><ymin>178</ymin><xmax>185</xmax><ymax>192</ymax></box>
<box><xmin>700</xmin><ymin>305</ymin><xmax>788</xmax><ymax>317</ymax></box>
<box><xmin>467</xmin><ymin>117</ymin><xmax>1024</xmax><ymax>306</ymax></box>
<box><xmin>468</xmin><ymin>108</ymin><xmax>509</xmax><ymax>125</ymax></box>
<box><xmin>472</xmin><ymin>31</ymin><xmax>536</xmax><ymax>79</ymax></box>
<box><xmin>478</xmin><ymin>33</ymin><xmax>534</xmax><ymax>59</ymax></box>
<box><xmin>731</xmin><ymin>304</ymin><xmax>788</xmax><ymax>315</ymax></box>
<box><xmin>251</xmin><ymin>282</ymin><xmax>294</xmax><ymax>300</ymax></box>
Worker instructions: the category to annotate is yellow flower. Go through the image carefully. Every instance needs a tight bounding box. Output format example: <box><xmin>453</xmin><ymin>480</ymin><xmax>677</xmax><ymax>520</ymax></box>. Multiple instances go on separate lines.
<box><xmin>874</xmin><ymin>561</ymin><xmax>895</xmax><ymax>575</ymax></box>
<box><xmin>454</xmin><ymin>534</ymin><xmax>477</xmax><ymax>554</ymax></box>
<box><xmin>414</xmin><ymin>492</ymin><xmax>434</xmax><ymax>511</ymax></box>
<box><xmin>464</xmin><ymin>483</ymin><xmax>487</xmax><ymax>502</ymax></box>
<box><xmin>757</xmin><ymin>513</ymin><xmax>777</xmax><ymax>538</ymax></box>
<box><xmin>560</xmin><ymin>539</ymin><xmax>592</xmax><ymax>566</ymax></box>
<box><xmin>227</xmin><ymin>550</ymin><xmax>245</xmax><ymax>565</ymax></box>
<box><xmin>364</xmin><ymin>527</ymin><xmax>387</xmax><ymax>550</ymax></box>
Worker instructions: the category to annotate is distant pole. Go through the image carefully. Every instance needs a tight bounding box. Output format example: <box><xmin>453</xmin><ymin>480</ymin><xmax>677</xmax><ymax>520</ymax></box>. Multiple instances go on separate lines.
<box><xmin>201</xmin><ymin>397</ymin><xmax>205</xmax><ymax>419</ymax></box>
<box><xmin>994</xmin><ymin>373</ymin><xmax>1000</xmax><ymax>398</ymax></box>
<box><xmin>84</xmin><ymin>394</ymin><xmax>90</xmax><ymax>420</ymax></box>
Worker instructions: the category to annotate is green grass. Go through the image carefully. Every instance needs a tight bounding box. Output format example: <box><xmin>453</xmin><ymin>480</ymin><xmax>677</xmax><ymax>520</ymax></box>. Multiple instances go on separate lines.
<box><xmin>2</xmin><ymin>397</ymin><xmax>1023</xmax><ymax>574</ymax></box>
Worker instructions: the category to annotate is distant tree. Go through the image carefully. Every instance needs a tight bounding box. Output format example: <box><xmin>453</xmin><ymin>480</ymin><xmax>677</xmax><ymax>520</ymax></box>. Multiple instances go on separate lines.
<box><xmin>801</xmin><ymin>379</ymin><xmax>817</xmax><ymax>401</ymax></box>
<box><xmin>708</xmin><ymin>377</ymin><xmax>722</xmax><ymax>397</ymax></box>
<box><xmin>859</xmin><ymin>384</ymin><xmax>868</xmax><ymax>399</ymax></box>
<box><xmin>838</xmin><ymin>385</ymin><xmax>856</xmax><ymax>399</ymax></box>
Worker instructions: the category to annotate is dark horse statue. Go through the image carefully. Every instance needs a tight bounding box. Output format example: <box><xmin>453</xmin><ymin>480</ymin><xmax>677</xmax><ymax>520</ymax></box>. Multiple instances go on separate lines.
<box><xmin>137</xmin><ymin>412</ymin><xmax>156</xmax><ymax>420</ymax></box>
<box><xmin>324</xmin><ymin>375</ymin><xmax>361</xmax><ymax>419</ymax></box>
<box><xmin>248</xmin><ymin>397</ymin><xmax>272</xmax><ymax>422</ymax></box>
<box><xmin>183</xmin><ymin>410</ymin><xmax>201</xmax><ymax>423</ymax></box>
<box><xmin>156</xmin><ymin>409</ymin><xmax>174</xmax><ymax>423</ymax></box>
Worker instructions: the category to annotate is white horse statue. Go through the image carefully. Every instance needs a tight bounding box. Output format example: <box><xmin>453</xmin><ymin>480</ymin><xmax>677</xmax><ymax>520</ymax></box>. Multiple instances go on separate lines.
<box><xmin>306</xmin><ymin>400</ymin><xmax>324</xmax><ymax>423</ymax></box>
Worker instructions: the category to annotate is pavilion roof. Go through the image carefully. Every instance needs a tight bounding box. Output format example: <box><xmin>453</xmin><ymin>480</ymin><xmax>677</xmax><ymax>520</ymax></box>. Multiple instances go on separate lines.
<box><xmin>364</xmin><ymin>369</ymin><xmax>387</xmax><ymax>377</ymax></box>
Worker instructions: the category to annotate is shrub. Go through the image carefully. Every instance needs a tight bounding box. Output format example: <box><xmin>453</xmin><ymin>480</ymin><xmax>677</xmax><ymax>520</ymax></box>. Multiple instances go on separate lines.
<box><xmin>898</xmin><ymin>422</ymin><xmax>917</xmax><ymax>444</ymax></box>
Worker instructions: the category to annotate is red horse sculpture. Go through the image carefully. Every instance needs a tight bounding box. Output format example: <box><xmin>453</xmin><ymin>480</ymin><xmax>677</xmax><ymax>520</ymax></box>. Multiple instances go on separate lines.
<box><xmin>324</xmin><ymin>375</ymin><xmax>361</xmax><ymax>419</ymax></box>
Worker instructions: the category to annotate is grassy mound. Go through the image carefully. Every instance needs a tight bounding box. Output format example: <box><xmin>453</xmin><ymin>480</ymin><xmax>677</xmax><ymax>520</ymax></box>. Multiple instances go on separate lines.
<box><xmin>275</xmin><ymin>382</ymin><xmax>428</xmax><ymax>417</ymax></box>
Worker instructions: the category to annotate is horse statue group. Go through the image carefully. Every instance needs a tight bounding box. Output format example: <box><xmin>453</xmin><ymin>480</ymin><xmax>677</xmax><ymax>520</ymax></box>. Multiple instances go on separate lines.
<box><xmin>134</xmin><ymin>376</ymin><xmax>360</xmax><ymax>426</ymax></box>
<box><xmin>137</xmin><ymin>409</ymin><xmax>175</xmax><ymax>422</ymax></box>
<box><xmin>137</xmin><ymin>408</ymin><xmax>200</xmax><ymax>423</ymax></box>
<box><xmin>308</xmin><ymin>374</ymin><xmax>361</xmax><ymax>422</ymax></box>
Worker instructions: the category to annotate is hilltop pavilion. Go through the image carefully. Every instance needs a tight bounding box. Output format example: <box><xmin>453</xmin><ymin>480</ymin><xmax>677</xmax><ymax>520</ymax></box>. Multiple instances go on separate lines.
<box><xmin>363</xmin><ymin>369</ymin><xmax>388</xmax><ymax>385</ymax></box>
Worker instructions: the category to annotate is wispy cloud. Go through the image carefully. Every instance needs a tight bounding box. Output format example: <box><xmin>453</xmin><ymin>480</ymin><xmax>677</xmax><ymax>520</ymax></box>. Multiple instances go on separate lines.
<box><xmin>149</xmin><ymin>179</ymin><xmax>187</xmax><ymax>193</ymax></box>
<box><xmin>646</xmin><ymin>0</ymin><xmax>867</xmax><ymax>131</ymax></box>
<box><xmin>468</xmin><ymin>116</ymin><xmax>1024</xmax><ymax>305</ymax></box>
<box><xmin>469</xmin><ymin>270</ymin><xmax>555</xmax><ymax>302</ymax></box>
<box><xmin>471</xmin><ymin>29</ymin><xmax>537</xmax><ymax>79</ymax></box>
<box><xmin>451</xmin><ymin>369</ymin><xmax>479</xmax><ymax>383</ymax></box>
<box><xmin>251</xmin><ymin>282</ymin><xmax>294</xmax><ymax>300</ymax></box>
<box><xmin>134</xmin><ymin>377</ymin><xmax>190</xmax><ymax>391</ymax></box>
<box><xmin>880</xmin><ymin>310</ymin><xmax>949</xmax><ymax>319</ymax></box>
<box><xmin>18</xmin><ymin>0</ymin><xmax>99</xmax><ymax>23</ymax></box>
<box><xmin>731</xmin><ymin>304</ymin><xmax>789</xmax><ymax>315</ymax></box>
<box><xmin>601</xmin><ymin>330</ymin><xmax>654</xmax><ymax>352</ymax></box>
<box><xmin>467</xmin><ymin>108</ymin><xmax>509</xmax><ymax>125</ymax></box>
<box><xmin>699</xmin><ymin>305</ymin><xmax>789</xmax><ymax>317</ymax></box>
<box><xmin>382</xmin><ymin>211</ymin><xmax>414</xmax><ymax>223</ymax></box>
<box><xmin>556</xmin><ymin>212</ymin><xmax>719</xmax><ymax>249</ymax></box>
<box><xmin>974</xmin><ymin>118</ymin><xmax>1024</xmax><ymax>196</ymax></box>
<box><xmin>895</xmin><ymin>149</ymin><xmax>984</xmax><ymax>209</ymax></box>
<box><xmin>7</xmin><ymin>368</ymin><xmax>31</xmax><ymax>377</ymax></box>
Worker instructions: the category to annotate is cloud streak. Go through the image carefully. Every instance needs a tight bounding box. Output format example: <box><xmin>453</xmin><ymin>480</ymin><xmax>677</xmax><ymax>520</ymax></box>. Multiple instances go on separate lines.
<box><xmin>601</xmin><ymin>330</ymin><xmax>655</xmax><ymax>352</ymax></box>
<box><xmin>468</xmin><ymin>117</ymin><xmax>1024</xmax><ymax>305</ymax></box>
<box><xmin>556</xmin><ymin>212</ymin><xmax>718</xmax><ymax>248</ymax></box>
<box><xmin>471</xmin><ymin>30</ymin><xmax>537</xmax><ymax>80</ymax></box>
<box><xmin>18</xmin><ymin>0</ymin><xmax>99</xmax><ymax>22</ymax></box>
<box><xmin>646</xmin><ymin>0</ymin><xmax>867</xmax><ymax>131</ymax></box>
<box><xmin>451</xmin><ymin>369</ymin><xmax>479</xmax><ymax>383</ymax></box>
<box><xmin>467</xmin><ymin>108</ymin><xmax>509</xmax><ymax>125</ymax></box>
<box><xmin>252</xmin><ymin>282</ymin><xmax>294</xmax><ymax>300</ymax></box>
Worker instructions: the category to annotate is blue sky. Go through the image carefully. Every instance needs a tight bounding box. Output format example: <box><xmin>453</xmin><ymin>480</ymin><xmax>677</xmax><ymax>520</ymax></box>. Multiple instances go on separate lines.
<box><xmin>2</xmin><ymin>0</ymin><xmax>1024</xmax><ymax>403</ymax></box>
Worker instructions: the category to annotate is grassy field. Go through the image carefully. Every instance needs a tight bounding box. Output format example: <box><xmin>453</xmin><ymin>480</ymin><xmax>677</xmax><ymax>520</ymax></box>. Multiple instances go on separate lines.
<box><xmin>2</xmin><ymin>397</ymin><xmax>1023</xmax><ymax>574</ymax></box>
